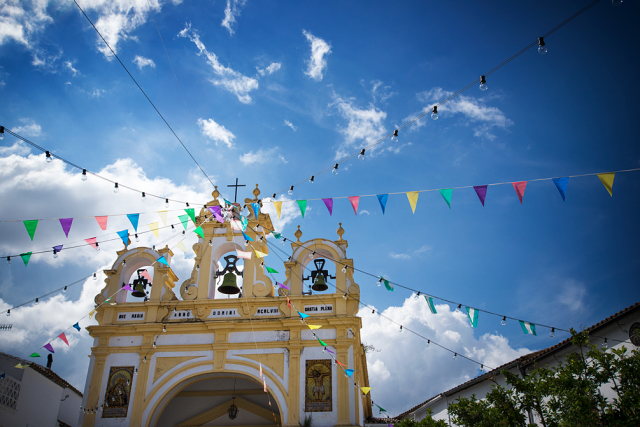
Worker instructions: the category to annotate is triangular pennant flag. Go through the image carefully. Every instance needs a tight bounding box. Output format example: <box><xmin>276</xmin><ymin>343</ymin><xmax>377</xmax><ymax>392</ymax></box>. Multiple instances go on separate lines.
<box><xmin>406</xmin><ymin>192</ymin><xmax>419</xmax><ymax>214</ymax></box>
<box><xmin>322</xmin><ymin>199</ymin><xmax>334</xmax><ymax>215</ymax></box>
<box><xmin>73</xmin><ymin>323</ymin><xmax>81</xmax><ymax>331</ymax></box>
<box><xmin>376</xmin><ymin>404</ymin><xmax>387</xmax><ymax>413</ymax></box>
<box><xmin>348</xmin><ymin>196</ymin><xmax>360</xmax><ymax>216</ymax></box>
<box><xmin>263</xmin><ymin>378</ymin><xmax>267</xmax><ymax>393</ymax></box>
<box><xmin>254</xmin><ymin>250</ymin><xmax>268</xmax><ymax>258</ymax></box>
<box><xmin>242</xmin><ymin>232</ymin><xmax>254</xmax><ymax>242</ymax></box>
<box><xmin>278</xmin><ymin>282</ymin><xmax>291</xmax><ymax>290</ymax></box>
<box><xmin>424</xmin><ymin>295</ymin><xmax>437</xmax><ymax>314</ymax></box>
<box><xmin>512</xmin><ymin>181</ymin><xmax>527</xmax><ymax>204</ymax></box>
<box><xmin>148</xmin><ymin>222</ymin><xmax>160</xmax><ymax>238</ymax></box>
<box><xmin>465</xmin><ymin>307</ymin><xmax>479</xmax><ymax>328</ymax></box>
<box><xmin>140</xmin><ymin>270</ymin><xmax>152</xmax><ymax>282</ymax></box>
<box><xmin>208</xmin><ymin>206</ymin><xmax>224</xmax><ymax>223</ymax></box>
<box><xmin>377</xmin><ymin>194</ymin><xmax>388</xmax><ymax>214</ymax></box>
<box><xmin>20</xmin><ymin>252</ymin><xmax>32</xmax><ymax>266</ymax></box>
<box><xmin>89</xmin><ymin>309</ymin><xmax>96</xmax><ymax>319</ymax></box>
<box><xmin>251</xmin><ymin>203</ymin><xmax>260</xmax><ymax>218</ymax></box>
<box><xmin>519</xmin><ymin>320</ymin><xmax>537</xmax><ymax>336</ymax></box>
<box><xmin>193</xmin><ymin>226</ymin><xmax>204</xmax><ymax>238</ymax></box>
<box><xmin>157</xmin><ymin>210</ymin><xmax>168</xmax><ymax>226</ymax></box>
<box><xmin>127</xmin><ymin>214</ymin><xmax>140</xmax><ymax>232</ymax></box>
<box><xmin>156</xmin><ymin>256</ymin><xmax>169</xmax><ymax>266</ymax></box>
<box><xmin>383</xmin><ymin>279</ymin><xmax>394</xmax><ymax>292</ymax></box>
<box><xmin>230</xmin><ymin>218</ymin><xmax>244</xmax><ymax>231</ymax></box>
<box><xmin>178</xmin><ymin>214</ymin><xmax>189</xmax><ymax>230</ymax></box>
<box><xmin>552</xmin><ymin>178</ymin><xmax>568</xmax><ymax>201</ymax></box>
<box><xmin>175</xmin><ymin>242</ymin><xmax>188</xmax><ymax>253</ymax></box>
<box><xmin>273</xmin><ymin>201</ymin><xmax>282</xmax><ymax>220</ymax></box>
<box><xmin>29</xmin><ymin>353</ymin><xmax>40</xmax><ymax>358</ymax></box>
<box><xmin>326</xmin><ymin>348</ymin><xmax>335</xmax><ymax>354</ymax></box>
<box><xmin>58</xmin><ymin>332</ymin><xmax>69</xmax><ymax>346</ymax></box>
<box><xmin>287</xmin><ymin>297</ymin><xmax>291</xmax><ymax>308</ymax></box>
<box><xmin>185</xmin><ymin>208</ymin><xmax>196</xmax><ymax>225</ymax></box>
<box><xmin>265</xmin><ymin>266</ymin><xmax>279</xmax><ymax>274</ymax></box>
<box><xmin>336</xmin><ymin>360</ymin><xmax>347</xmax><ymax>367</ymax></box>
<box><xmin>272</xmin><ymin>231</ymin><xmax>281</xmax><ymax>239</ymax></box>
<box><xmin>318</xmin><ymin>338</ymin><xmax>328</xmax><ymax>347</ymax></box>
<box><xmin>597</xmin><ymin>173</ymin><xmax>615</xmax><ymax>197</ymax></box>
<box><xmin>117</xmin><ymin>230</ymin><xmax>129</xmax><ymax>246</ymax></box>
<box><xmin>298</xmin><ymin>311</ymin><xmax>309</xmax><ymax>320</ymax></box>
<box><xmin>360</xmin><ymin>387</ymin><xmax>372</xmax><ymax>395</ymax></box>
<box><xmin>95</xmin><ymin>216</ymin><xmax>108</xmax><ymax>230</ymax></box>
<box><xmin>59</xmin><ymin>218</ymin><xmax>73</xmax><ymax>238</ymax></box>
<box><xmin>297</xmin><ymin>200</ymin><xmax>307</xmax><ymax>218</ymax></box>
<box><xmin>23</xmin><ymin>220</ymin><xmax>38</xmax><ymax>241</ymax></box>
<box><xmin>236</xmin><ymin>250</ymin><xmax>252</xmax><ymax>259</ymax></box>
<box><xmin>85</xmin><ymin>237</ymin><xmax>98</xmax><ymax>250</ymax></box>
<box><xmin>122</xmin><ymin>283</ymin><xmax>133</xmax><ymax>291</ymax></box>
<box><xmin>53</xmin><ymin>244</ymin><xmax>63</xmax><ymax>253</ymax></box>
<box><xmin>15</xmin><ymin>363</ymin><xmax>26</xmax><ymax>369</ymax></box>
<box><xmin>345</xmin><ymin>369</ymin><xmax>355</xmax><ymax>378</ymax></box>
<box><xmin>473</xmin><ymin>185</ymin><xmax>488</xmax><ymax>206</ymax></box>
<box><xmin>439</xmin><ymin>189</ymin><xmax>452</xmax><ymax>209</ymax></box>
<box><xmin>308</xmin><ymin>325</ymin><xmax>322</xmax><ymax>330</ymax></box>
<box><xmin>260</xmin><ymin>363</ymin><xmax>263</xmax><ymax>379</ymax></box>
<box><xmin>44</xmin><ymin>343</ymin><xmax>54</xmax><ymax>353</ymax></box>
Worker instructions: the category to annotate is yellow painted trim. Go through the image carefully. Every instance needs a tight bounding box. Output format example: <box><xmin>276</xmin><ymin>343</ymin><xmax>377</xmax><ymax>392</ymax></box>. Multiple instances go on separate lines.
<box><xmin>176</xmin><ymin>390</ymin><xmax>264</xmax><ymax>397</ymax></box>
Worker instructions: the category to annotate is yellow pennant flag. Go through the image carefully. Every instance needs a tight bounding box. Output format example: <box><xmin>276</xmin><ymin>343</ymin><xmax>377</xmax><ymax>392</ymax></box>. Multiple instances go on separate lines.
<box><xmin>15</xmin><ymin>363</ymin><xmax>26</xmax><ymax>369</ymax></box>
<box><xmin>157</xmin><ymin>210</ymin><xmax>168</xmax><ymax>226</ymax></box>
<box><xmin>148</xmin><ymin>222</ymin><xmax>160</xmax><ymax>239</ymax></box>
<box><xmin>254</xmin><ymin>250</ymin><xmax>268</xmax><ymax>258</ymax></box>
<box><xmin>360</xmin><ymin>387</ymin><xmax>372</xmax><ymax>395</ymax></box>
<box><xmin>89</xmin><ymin>309</ymin><xmax>96</xmax><ymax>319</ymax></box>
<box><xmin>176</xmin><ymin>241</ymin><xmax>189</xmax><ymax>253</ymax></box>
<box><xmin>406</xmin><ymin>192</ymin><xmax>419</xmax><ymax>214</ymax></box>
<box><xmin>307</xmin><ymin>325</ymin><xmax>322</xmax><ymax>330</ymax></box>
<box><xmin>273</xmin><ymin>201</ymin><xmax>282</xmax><ymax>219</ymax></box>
<box><xmin>597</xmin><ymin>173</ymin><xmax>615</xmax><ymax>197</ymax></box>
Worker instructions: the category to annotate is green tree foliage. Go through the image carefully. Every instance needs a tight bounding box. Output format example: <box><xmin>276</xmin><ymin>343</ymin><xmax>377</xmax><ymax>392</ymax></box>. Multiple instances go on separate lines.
<box><xmin>395</xmin><ymin>409</ymin><xmax>448</xmax><ymax>427</ymax></box>
<box><xmin>448</xmin><ymin>329</ymin><xmax>640</xmax><ymax>427</ymax></box>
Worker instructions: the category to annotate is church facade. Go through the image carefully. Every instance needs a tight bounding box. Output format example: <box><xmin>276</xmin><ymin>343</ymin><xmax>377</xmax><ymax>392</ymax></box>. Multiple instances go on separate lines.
<box><xmin>79</xmin><ymin>185</ymin><xmax>372</xmax><ymax>427</ymax></box>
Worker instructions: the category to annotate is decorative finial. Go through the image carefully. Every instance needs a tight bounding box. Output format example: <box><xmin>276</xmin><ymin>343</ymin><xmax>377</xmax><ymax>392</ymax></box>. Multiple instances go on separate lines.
<box><xmin>253</xmin><ymin>184</ymin><xmax>260</xmax><ymax>199</ymax></box>
<box><xmin>295</xmin><ymin>225</ymin><xmax>303</xmax><ymax>242</ymax></box>
<box><xmin>212</xmin><ymin>186</ymin><xmax>219</xmax><ymax>200</ymax></box>
<box><xmin>337</xmin><ymin>223</ymin><xmax>345</xmax><ymax>240</ymax></box>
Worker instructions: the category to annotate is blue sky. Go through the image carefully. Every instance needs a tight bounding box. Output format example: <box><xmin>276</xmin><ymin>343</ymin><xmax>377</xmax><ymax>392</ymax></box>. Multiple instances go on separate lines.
<box><xmin>1</xmin><ymin>0</ymin><xmax>639</xmax><ymax>416</ymax></box>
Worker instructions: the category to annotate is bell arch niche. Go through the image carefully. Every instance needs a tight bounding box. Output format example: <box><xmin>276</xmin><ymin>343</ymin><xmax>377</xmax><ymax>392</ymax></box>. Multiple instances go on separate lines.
<box><xmin>149</xmin><ymin>372</ymin><xmax>284</xmax><ymax>427</ymax></box>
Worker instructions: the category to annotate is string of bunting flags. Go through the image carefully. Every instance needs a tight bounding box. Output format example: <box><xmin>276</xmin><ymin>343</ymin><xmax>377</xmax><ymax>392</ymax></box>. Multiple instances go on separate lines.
<box><xmin>265</xmin><ymin>169</ymin><xmax>634</xmax><ymax>219</ymax></box>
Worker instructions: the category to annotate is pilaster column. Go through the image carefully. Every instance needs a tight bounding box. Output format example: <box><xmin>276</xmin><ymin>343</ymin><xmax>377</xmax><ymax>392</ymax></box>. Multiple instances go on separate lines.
<box><xmin>82</xmin><ymin>354</ymin><xmax>106</xmax><ymax>427</ymax></box>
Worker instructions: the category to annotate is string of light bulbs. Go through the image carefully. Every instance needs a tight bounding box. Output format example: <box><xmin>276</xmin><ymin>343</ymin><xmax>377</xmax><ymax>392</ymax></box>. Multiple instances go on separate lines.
<box><xmin>0</xmin><ymin>207</ymin><xmax>204</xmax><ymax>223</ymax></box>
<box><xmin>266</xmin><ymin>0</ymin><xmax>611</xmax><ymax>200</ymax></box>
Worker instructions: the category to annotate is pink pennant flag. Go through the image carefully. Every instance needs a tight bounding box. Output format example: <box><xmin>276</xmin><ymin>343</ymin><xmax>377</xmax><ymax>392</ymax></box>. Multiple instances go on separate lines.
<box><xmin>322</xmin><ymin>198</ymin><xmax>334</xmax><ymax>215</ymax></box>
<box><xmin>95</xmin><ymin>216</ymin><xmax>108</xmax><ymax>231</ymax></box>
<box><xmin>122</xmin><ymin>283</ymin><xmax>133</xmax><ymax>291</ymax></box>
<box><xmin>348</xmin><ymin>196</ymin><xmax>360</xmax><ymax>216</ymax></box>
<box><xmin>85</xmin><ymin>237</ymin><xmax>98</xmax><ymax>250</ymax></box>
<box><xmin>260</xmin><ymin>364</ymin><xmax>263</xmax><ymax>379</ymax></box>
<box><xmin>58</xmin><ymin>332</ymin><xmax>69</xmax><ymax>346</ymax></box>
<box><xmin>263</xmin><ymin>378</ymin><xmax>267</xmax><ymax>392</ymax></box>
<box><xmin>59</xmin><ymin>218</ymin><xmax>73</xmax><ymax>238</ymax></box>
<box><xmin>512</xmin><ymin>181</ymin><xmax>527</xmax><ymax>204</ymax></box>
<box><xmin>140</xmin><ymin>270</ymin><xmax>152</xmax><ymax>282</ymax></box>
<box><xmin>236</xmin><ymin>250</ymin><xmax>252</xmax><ymax>259</ymax></box>
<box><xmin>44</xmin><ymin>343</ymin><xmax>54</xmax><ymax>353</ymax></box>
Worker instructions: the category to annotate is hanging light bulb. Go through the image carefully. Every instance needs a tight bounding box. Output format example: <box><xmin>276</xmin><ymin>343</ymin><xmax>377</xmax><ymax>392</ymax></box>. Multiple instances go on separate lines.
<box><xmin>391</xmin><ymin>129</ymin><xmax>399</xmax><ymax>142</ymax></box>
<box><xmin>288</xmin><ymin>186</ymin><xmax>294</xmax><ymax>196</ymax></box>
<box><xmin>272</xmin><ymin>193</ymin><xmax>277</xmax><ymax>199</ymax></box>
<box><xmin>209</xmin><ymin>239</ymin><xmax>213</xmax><ymax>246</ymax></box>
<box><xmin>63</xmin><ymin>286</ymin><xmax>67</xmax><ymax>292</ymax></box>
<box><xmin>81</xmin><ymin>169</ymin><xmax>87</xmax><ymax>181</ymax></box>
<box><xmin>143</xmin><ymin>356</ymin><xmax>147</xmax><ymax>363</ymax></box>
<box><xmin>186</xmin><ymin>202</ymin><xmax>190</xmax><ymax>208</ymax></box>
<box><xmin>399</xmin><ymin>325</ymin><xmax>403</xmax><ymax>332</ymax></box>
<box><xmin>372</xmin><ymin>309</ymin><xmax>375</xmax><ymax>314</ymax></box>
<box><xmin>152</xmin><ymin>245</ymin><xmax>156</xmax><ymax>250</ymax></box>
<box><xmin>182</xmin><ymin>230</ymin><xmax>185</xmax><ymax>235</ymax></box>
<box><xmin>165</xmin><ymin>198</ymin><xmax>170</xmax><ymax>208</ymax></box>
<box><xmin>122</xmin><ymin>259</ymin><xmax>126</xmax><ymax>266</ymax></box>
<box><xmin>141</xmin><ymin>192</ymin><xmax>146</xmax><ymax>202</ymax></box>
<box><xmin>309</xmin><ymin>176</ymin><xmax>315</xmax><ymax>183</ymax></box>
<box><xmin>93</xmin><ymin>273</ymin><xmax>97</xmax><ymax>280</ymax></box>
<box><xmin>96</xmin><ymin>242</ymin><xmax>100</xmax><ymax>251</ymax></box>
<box><xmin>358</xmin><ymin>149</ymin><xmax>365</xmax><ymax>160</ymax></box>
<box><xmin>453</xmin><ymin>353</ymin><xmax>457</xmax><ymax>360</ymax></box>
<box><xmin>501</xmin><ymin>316</ymin><xmax>506</xmax><ymax>326</ymax></box>
<box><xmin>35</xmin><ymin>298</ymin><xmax>39</xmax><ymax>305</ymax></box>
<box><xmin>196</xmin><ymin>265</ymin><xmax>200</xmax><ymax>271</ymax></box>
<box><xmin>0</xmin><ymin>126</ymin><xmax>4</xmax><ymax>139</ymax></box>
<box><xmin>602</xmin><ymin>338</ymin><xmax>608</xmax><ymax>349</ymax></box>
<box><xmin>479</xmin><ymin>75</ymin><xmax>488</xmax><ymax>91</ymax></box>
<box><xmin>343</xmin><ymin>293</ymin><xmax>348</xmax><ymax>300</ymax></box>
<box><xmin>431</xmin><ymin>106</ymin><xmax>439</xmax><ymax>120</ymax></box>
<box><xmin>480</xmin><ymin>364</ymin><xmax>484</xmax><ymax>373</ymax></box>
<box><xmin>455</xmin><ymin>304</ymin><xmax>462</xmax><ymax>313</ymax></box>
<box><xmin>538</xmin><ymin>37</ymin><xmax>547</xmax><ymax>54</ymax></box>
<box><xmin>113</xmin><ymin>183</ymin><xmax>119</xmax><ymax>193</ymax></box>
<box><xmin>53</xmin><ymin>249</ymin><xmax>58</xmax><ymax>259</ymax></box>
<box><xmin>332</xmin><ymin>163</ymin><xmax>339</xmax><ymax>175</ymax></box>
<box><xmin>342</xmin><ymin>266</ymin><xmax>347</xmax><ymax>274</ymax></box>
<box><xmin>171</xmin><ymin>225</ymin><xmax>176</xmax><ymax>233</ymax></box>
<box><xmin>162</xmin><ymin>325</ymin><xmax>166</xmax><ymax>333</ymax></box>
<box><xmin>309</xmin><ymin>251</ymin><xmax>315</xmax><ymax>259</ymax></box>
<box><xmin>6</xmin><ymin>309</ymin><xmax>10</xmax><ymax>317</ymax></box>
<box><xmin>414</xmin><ymin>291</ymin><xmax>421</xmax><ymax>300</ymax></box>
<box><xmin>45</xmin><ymin>151</ymin><xmax>52</xmax><ymax>163</ymax></box>
<box><xmin>135</xmin><ymin>234</ymin><xmax>139</xmax><ymax>242</ymax></box>
<box><xmin>426</xmin><ymin>340</ymin><xmax>430</xmax><ymax>348</ymax></box>
<box><xmin>377</xmin><ymin>277</ymin><xmax>382</xmax><ymax>287</ymax></box>
<box><xmin>6</xmin><ymin>256</ymin><xmax>10</xmax><ymax>265</ymax></box>
<box><xmin>550</xmin><ymin>328</ymin><xmax>555</xmax><ymax>338</ymax></box>
<box><xmin>281</xmin><ymin>237</ymin><xmax>286</xmax><ymax>246</ymax></box>
<box><xmin>135</xmin><ymin>368</ymin><xmax>138</xmax><ymax>376</ymax></box>
<box><xmin>153</xmin><ymin>341</ymin><xmax>157</xmax><ymax>349</ymax></box>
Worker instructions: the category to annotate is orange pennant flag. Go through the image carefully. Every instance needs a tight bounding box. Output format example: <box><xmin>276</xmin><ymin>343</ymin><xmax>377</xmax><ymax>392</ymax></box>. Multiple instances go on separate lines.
<box><xmin>336</xmin><ymin>360</ymin><xmax>347</xmax><ymax>367</ymax></box>
<box><xmin>287</xmin><ymin>297</ymin><xmax>291</xmax><ymax>309</ymax></box>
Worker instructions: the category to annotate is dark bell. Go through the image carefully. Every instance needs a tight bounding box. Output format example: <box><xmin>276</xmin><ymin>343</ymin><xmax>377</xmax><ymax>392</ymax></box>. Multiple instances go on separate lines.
<box><xmin>131</xmin><ymin>282</ymin><xmax>146</xmax><ymax>297</ymax></box>
<box><xmin>312</xmin><ymin>273</ymin><xmax>328</xmax><ymax>292</ymax></box>
<box><xmin>218</xmin><ymin>273</ymin><xmax>240</xmax><ymax>295</ymax></box>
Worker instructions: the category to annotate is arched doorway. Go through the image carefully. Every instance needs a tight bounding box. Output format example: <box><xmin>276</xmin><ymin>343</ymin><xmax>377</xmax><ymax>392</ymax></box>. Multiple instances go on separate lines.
<box><xmin>152</xmin><ymin>373</ymin><xmax>282</xmax><ymax>427</ymax></box>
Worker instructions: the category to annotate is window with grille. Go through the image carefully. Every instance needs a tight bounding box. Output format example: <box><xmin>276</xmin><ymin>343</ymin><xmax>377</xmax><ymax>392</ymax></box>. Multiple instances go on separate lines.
<box><xmin>0</xmin><ymin>375</ymin><xmax>21</xmax><ymax>410</ymax></box>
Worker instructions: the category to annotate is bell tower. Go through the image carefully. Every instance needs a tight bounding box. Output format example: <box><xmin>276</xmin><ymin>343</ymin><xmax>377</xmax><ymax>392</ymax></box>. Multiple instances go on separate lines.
<box><xmin>79</xmin><ymin>184</ymin><xmax>372</xmax><ymax>427</ymax></box>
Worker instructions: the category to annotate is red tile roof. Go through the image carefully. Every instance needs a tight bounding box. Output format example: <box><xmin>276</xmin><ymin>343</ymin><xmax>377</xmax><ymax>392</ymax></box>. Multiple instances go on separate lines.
<box><xmin>0</xmin><ymin>352</ymin><xmax>83</xmax><ymax>397</ymax></box>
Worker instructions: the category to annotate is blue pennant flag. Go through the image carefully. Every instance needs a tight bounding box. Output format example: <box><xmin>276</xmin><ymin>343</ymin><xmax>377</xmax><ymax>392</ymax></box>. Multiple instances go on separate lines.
<box><xmin>117</xmin><ymin>230</ymin><xmax>129</xmax><ymax>246</ymax></box>
<box><xmin>377</xmin><ymin>194</ymin><xmax>388</xmax><ymax>214</ymax></box>
<box><xmin>242</xmin><ymin>231</ymin><xmax>254</xmax><ymax>242</ymax></box>
<box><xmin>345</xmin><ymin>369</ymin><xmax>355</xmax><ymax>378</ymax></box>
<box><xmin>552</xmin><ymin>177</ymin><xmax>568</xmax><ymax>201</ymax></box>
<box><xmin>73</xmin><ymin>322</ymin><xmax>81</xmax><ymax>331</ymax></box>
<box><xmin>251</xmin><ymin>203</ymin><xmax>260</xmax><ymax>218</ymax></box>
<box><xmin>127</xmin><ymin>213</ymin><xmax>140</xmax><ymax>232</ymax></box>
<box><xmin>298</xmin><ymin>311</ymin><xmax>309</xmax><ymax>320</ymax></box>
<box><xmin>157</xmin><ymin>256</ymin><xmax>169</xmax><ymax>266</ymax></box>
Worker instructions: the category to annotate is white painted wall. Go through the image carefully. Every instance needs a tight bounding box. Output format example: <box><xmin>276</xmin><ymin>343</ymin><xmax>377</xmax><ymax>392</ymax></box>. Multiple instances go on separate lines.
<box><xmin>299</xmin><ymin>346</ymin><xmax>339</xmax><ymax>427</ymax></box>
<box><xmin>58</xmin><ymin>387</ymin><xmax>83</xmax><ymax>426</ymax></box>
<box><xmin>92</xmin><ymin>352</ymin><xmax>141</xmax><ymax>427</ymax></box>
<box><xmin>227</xmin><ymin>348</ymin><xmax>290</xmax><ymax>393</ymax></box>
<box><xmin>229</xmin><ymin>330</ymin><xmax>289</xmax><ymax>343</ymax></box>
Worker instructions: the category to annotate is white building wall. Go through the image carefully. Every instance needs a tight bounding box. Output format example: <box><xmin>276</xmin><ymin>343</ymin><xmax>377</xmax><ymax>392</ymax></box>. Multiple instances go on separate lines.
<box><xmin>58</xmin><ymin>387</ymin><xmax>83</xmax><ymax>426</ymax></box>
<box><xmin>13</xmin><ymin>368</ymin><xmax>62</xmax><ymax>427</ymax></box>
<box><xmin>299</xmin><ymin>346</ymin><xmax>339</xmax><ymax>427</ymax></box>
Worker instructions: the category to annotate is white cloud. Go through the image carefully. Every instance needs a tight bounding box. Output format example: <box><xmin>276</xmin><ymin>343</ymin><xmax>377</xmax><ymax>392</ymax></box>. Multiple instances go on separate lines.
<box><xmin>0</xmin><ymin>0</ymin><xmax>51</xmax><ymax>48</ymax></box>
<box><xmin>133</xmin><ymin>55</ymin><xmax>155</xmax><ymax>70</ymax></box>
<box><xmin>88</xmin><ymin>88</ymin><xmax>106</xmax><ymax>98</ymax></box>
<box><xmin>257</xmin><ymin>62</ymin><xmax>281</xmax><ymax>76</ymax></box>
<box><xmin>389</xmin><ymin>253</ymin><xmax>411</xmax><ymax>260</ymax></box>
<box><xmin>64</xmin><ymin>61</ymin><xmax>79</xmax><ymax>76</ymax></box>
<box><xmin>359</xmin><ymin>210</ymin><xmax>370</xmax><ymax>216</ymax></box>
<box><xmin>0</xmin><ymin>80</ymin><xmax>5</xmax><ymax>88</ymax></box>
<box><xmin>360</xmin><ymin>296</ymin><xmax>533</xmax><ymax>415</ymax></box>
<box><xmin>0</xmin><ymin>141</ymin><xmax>31</xmax><ymax>156</ymax></box>
<box><xmin>284</xmin><ymin>120</ymin><xmax>297</xmax><ymax>131</ymax></box>
<box><xmin>260</xmin><ymin>197</ymin><xmax>304</xmax><ymax>232</ymax></box>
<box><xmin>558</xmin><ymin>279</ymin><xmax>587</xmax><ymax>312</ymax></box>
<box><xmin>330</xmin><ymin>92</ymin><xmax>387</xmax><ymax>159</ymax></box>
<box><xmin>239</xmin><ymin>147</ymin><xmax>286</xmax><ymax>165</ymax></box>
<box><xmin>414</xmin><ymin>245</ymin><xmax>432</xmax><ymax>254</ymax></box>
<box><xmin>198</xmin><ymin>118</ymin><xmax>235</xmax><ymax>148</ymax></box>
<box><xmin>179</xmin><ymin>25</ymin><xmax>259</xmax><ymax>104</ymax></box>
<box><xmin>303</xmin><ymin>30</ymin><xmax>331</xmax><ymax>81</ymax></box>
<box><xmin>221</xmin><ymin>0</ymin><xmax>247</xmax><ymax>36</ymax></box>
<box><xmin>364</xmin><ymin>79</ymin><xmax>397</xmax><ymax>103</ymax></box>
<box><xmin>11</xmin><ymin>118</ymin><xmax>42</xmax><ymax>137</ymax></box>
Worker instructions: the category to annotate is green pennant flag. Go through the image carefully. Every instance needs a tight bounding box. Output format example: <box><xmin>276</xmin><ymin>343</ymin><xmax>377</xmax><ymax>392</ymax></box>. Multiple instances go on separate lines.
<box><xmin>178</xmin><ymin>214</ymin><xmax>189</xmax><ymax>230</ymax></box>
<box><xmin>318</xmin><ymin>338</ymin><xmax>327</xmax><ymax>347</ymax></box>
<box><xmin>297</xmin><ymin>200</ymin><xmax>307</xmax><ymax>218</ymax></box>
<box><xmin>185</xmin><ymin>208</ymin><xmax>196</xmax><ymax>224</ymax></box>
<box><xmin>20</xmin><ymin>252</ymin><xmax>32</xmax><ymax>266</ymax></box>
<box><xmin>23</xmin><ymin>220</ymin><xmax>38</xmax><ymax>241</ymax></box>
<box><xmin>439</xmin><ymin>188</ymin><xmax>452</xmax><ymax>209</ymax></box>
<box><xmin>376</xmin><ymin>404</ymin><xmax>387</xmax><ymax>413</ymax></box>
<box><xmin>29</xmin><ymin>353</ymin><xmax>40</xmax><ymax>358</ymax></box>
<box><xmin>272</xmin><ymin>232</ymin><xmax>281</xmax><ymax>239</ymax></box>
<box><xmin>266</xmin><ymin>266</ymin><xmax>279</xmax><ymax>274</ymax></box>
<box><xmin>383</xmin><ymin>279</ymin><xmax>394</xmax><ymax>292</ymax></box>
<box><xmin>193</xmin><ymin>226</ymin><xmax>204</xmax><ymax>238</ymax></box>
